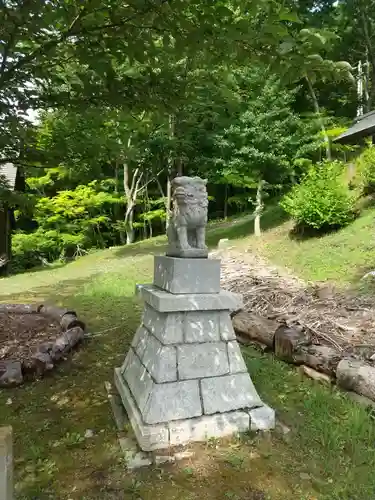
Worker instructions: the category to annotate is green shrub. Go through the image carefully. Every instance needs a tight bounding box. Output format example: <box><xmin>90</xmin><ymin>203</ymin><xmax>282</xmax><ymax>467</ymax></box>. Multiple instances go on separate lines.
<box><xmin>12</xmin><ymin>230</ymin><xmax>86</xmax><ymax>272</ymax></box>
<box><xmin>355</xmin><ymin>146</ymin><xmax>375</xmax><ymax>194</ymax></box>
<box><xmin>280</xmin><ymin>161</ymin><xmax>357</xmax><ymax>231</ymax></box>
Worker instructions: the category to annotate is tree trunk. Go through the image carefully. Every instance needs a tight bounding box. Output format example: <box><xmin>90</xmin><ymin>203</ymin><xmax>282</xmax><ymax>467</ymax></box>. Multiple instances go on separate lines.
<box><xmin>224</xmin><ymin>184</ymin><xmax>228</xmax><ymax>220</ymax></box>
<box><xmin>337</xmin><ymin>359</ymin><xmax>375</xmax><ymax>402</ymax></box>
<box><xmin>114</xmin><ymin>160</ymin><xmax>126</xmax><ymax>245</ymax></box>
<box><xmin>254</xmin><ymin>179</ymin><xmax>264</xmax><ymax>237</ymax></box>
<box><xmin>166</xmin><ymin>114</ymin><xmax>175</xmax><ymax>230</ymax></box>
<box><xmin>124</xmin><ymin>205</ymin><xmax>135</xmax><ymax>244</ymax></box>
<box><xmin>123</xmin><ymin>137</ymin><xmax>143</xmax><ymax>245</ymax></box>
<box><xmin>305</xmin><ymin>74</ymin><xmax>332</xmax><ymax>161</ymax></box>
<box><xmin>360</xmin><ymin>5</ymin><xmax>375</xmax><ymax>110</ymax></box>
<box><xmin>176</xmin><ymin>157</ymin><xmax>183</xmax><ymax>176</ymax></box>
<box><xmin>232</xmin><ymin>311</ymin><xmax>277</xmax><ymax>348</ymax></box>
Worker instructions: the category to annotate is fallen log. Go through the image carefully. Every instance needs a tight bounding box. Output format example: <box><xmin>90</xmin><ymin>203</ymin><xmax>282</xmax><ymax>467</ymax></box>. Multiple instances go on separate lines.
<box><xmin>294</xmin><ymin>345</ymin><xmax>342</xmax><ymax>377</ymax></box>
<box><xmin>336</xmin><ymin>359</ymin><xmax>375</xmax><ymax>402</ymax></box>
<box><xmin>232</xmin><ymin>311</ymin><xmax>277</xmax><ymax>348</ymax></box>
<box><xmin>274</xmin><ymin>324</ymin><xmax>310</xmax><ymax>362</ymax></box>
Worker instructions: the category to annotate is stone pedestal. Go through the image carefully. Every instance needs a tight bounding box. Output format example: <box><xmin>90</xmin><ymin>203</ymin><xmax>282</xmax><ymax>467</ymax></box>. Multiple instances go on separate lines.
<box><xmin>115</xmin><ymin>257</ymin><xmax>275</xmax><ymax>451</ymax></box>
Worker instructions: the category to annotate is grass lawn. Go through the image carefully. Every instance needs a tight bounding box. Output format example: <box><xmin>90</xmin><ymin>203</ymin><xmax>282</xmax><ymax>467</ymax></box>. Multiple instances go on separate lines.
<box><xmin>239</xmin><ymin>205</ymin><xmax>375</xmax><ymax>288</ymax></box>
<box><xmin>1</xmin><ymin>216</ymin><xmax>375</xmax><ymax>499</ymax></box>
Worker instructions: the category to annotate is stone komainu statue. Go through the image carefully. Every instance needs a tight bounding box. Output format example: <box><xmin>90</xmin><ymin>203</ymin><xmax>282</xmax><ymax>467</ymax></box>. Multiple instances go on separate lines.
<box><xmin>166</xmin><ymin>176</ymin><xmax>208</xmax><ymax>258</ymax></box>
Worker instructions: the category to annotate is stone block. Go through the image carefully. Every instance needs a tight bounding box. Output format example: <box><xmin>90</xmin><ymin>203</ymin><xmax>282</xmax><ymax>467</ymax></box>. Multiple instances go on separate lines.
<box><xmin>201</xmin><ymin>373</ymin><xmax>262</xmax><ymax>415</ymax></box>
<box><xmin>219</xmin><ymin>312</ymin><xmax>236</xmax><ymax>341</ymax></box>
<box><xmin>184</xmin><ymin>311</ymin><xmax>220</xmax><ymax>343</ymax></box>
<box><xmin>154</xmin><ymin>455</ymin><xmax>176</xmax><ymax>465</ymax></box>
<box><xmin>249</xmin><ymin>405</ymin><xmax>275</xmax><ymax>431</ymax></box>
<box><xmin>0</xmin><ymin>426</ymin><xmax>13</xmax><ymax>500</ymax></box>
<box><xmin>227</xmin><ymin>341</ymin><xmax>247</xmax><ymax>373</ymax></box>
<box><xmin>127</xmin><ymin>451</ymin><xmax>153</xmax><ymax>469</ymax></box>
<box><xmin>142</xmin><ymin>380</ymin><xmax>202</xmax><ymax>424</ymax></box>
<box><xmin>132</xmin><ymin>326</ymin><xmax>149</xmax><ymax>359</ymax></box>
<box><xmin>114</xmin><ymin>368</ymin><xmax>170</xmax><ymax>451</ymax></box>
<box><xmin>142</xmin><ymin>304</ymin><xmax>183</xmax><ymax>344</ymax></box>
<box><xmin>141</xmin><ymin>334</ymin><xmax>177</xmax><ymax>383</ymax></box>
<box><xmin>123</xmin><ymin>349</ymin><xmax>153</xmax><ymax>414</ymax></box>
<box><xmin>154</xmin><ymin>256</ymin><xmax>221</xmax><ymax>294</ymax></box>
<box><xmin>120</xmin><ymin>349</ymin><xmax>132</xmax><ymax>374</ymax></box>
<box><xmin>177</xmin><ymin>343</ymin><xmax>229</xmax><ymax>380</ymax></box>
<box><xmin>137</xmin><ymin>284</ymin><xmax>243</xmax><ymax>313</ymax></box>
<box><xmin>169</xmin><ymin>411</ymin><xmax>250</xmax><ymax>446</ymax></box>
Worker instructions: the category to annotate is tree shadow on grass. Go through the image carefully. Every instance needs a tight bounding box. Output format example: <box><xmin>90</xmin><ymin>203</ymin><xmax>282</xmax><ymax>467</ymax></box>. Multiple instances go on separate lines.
<box><xmin>1</xmin><ymin>276</ymin><xmax>144</xmax><ymax>499</ymax></box>
<box><xmin>207</xmin><ymin>205</ymin><xmax>288</xmax><ymax>247</ymax></box>
<box><xmin>113</xmin><ymin>236</ymin><xmax>166</xmax><ymax>259</ymax></box>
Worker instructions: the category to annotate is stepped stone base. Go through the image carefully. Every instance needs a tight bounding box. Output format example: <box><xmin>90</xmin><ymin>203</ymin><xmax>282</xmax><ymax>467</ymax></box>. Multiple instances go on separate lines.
<box><xmin>114</xmin><ymin>368</ymin><xmax>274</xmax><ymax>451</ymax></box>
<box><xmin>115</xmin><ymin>256</ymin><xmax>275</xmax><ymax>451</ymax></box>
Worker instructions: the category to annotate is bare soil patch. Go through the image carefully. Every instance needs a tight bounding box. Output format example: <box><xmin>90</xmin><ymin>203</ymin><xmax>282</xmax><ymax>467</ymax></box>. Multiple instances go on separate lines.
<box><xmin>0</xmin><ymin>312</ymin><xmax>61</xmax><ymax>364</ymax></box>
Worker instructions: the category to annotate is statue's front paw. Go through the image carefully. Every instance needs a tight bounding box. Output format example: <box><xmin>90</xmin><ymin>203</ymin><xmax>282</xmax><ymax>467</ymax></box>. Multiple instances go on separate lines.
<box><xmin>197</xmin><ymin>243</ymin><xmax>207</xmax><ymax>250</ymax></box>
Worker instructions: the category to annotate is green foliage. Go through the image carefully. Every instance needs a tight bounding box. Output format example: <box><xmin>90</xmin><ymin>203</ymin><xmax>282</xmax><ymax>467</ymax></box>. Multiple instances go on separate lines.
<box><xmin>13</xmin><ymin>180</ymin><xmax>124</xmax><ymax>271</ymax></box>
<box><xmin>12</xmin><ymin>230</ymin><xmax>85</xmax><ymax>272</ymax></box>
<box><xmin>216</xmin><ymin>67</ymin><xmax>319</xmax><ymax>198</ymax></box>
<box><xmin>281</xmin><ymin>161</ymin><xmax>357</xmax><ymax>231</ymax></box>
<box><xmin>355</xmin><ymin>146</ymin><xmax>375</xmax><ymax>195</ymax></box>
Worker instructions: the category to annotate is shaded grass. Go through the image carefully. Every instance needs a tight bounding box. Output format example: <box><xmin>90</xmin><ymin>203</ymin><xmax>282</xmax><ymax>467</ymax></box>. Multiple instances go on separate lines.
<box><xmin>230</xmin><ymin>206</ymin><xmax>375</xmax><ymax>288</ymax></box>
<box><xmin>1</xmin><ymin>215</ymin><xmax>375</xmax><ymax>498</ymax></box>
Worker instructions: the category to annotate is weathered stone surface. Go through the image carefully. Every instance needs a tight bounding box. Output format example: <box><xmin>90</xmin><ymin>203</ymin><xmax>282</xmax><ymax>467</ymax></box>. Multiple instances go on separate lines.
<box><xmin>127</xmin><ymin>451</ymin><xmax>153</xmax><ymax>469</ymax></box>
<box><xmin>166</xmin><ymin>176</ymin><xmax>208</xmax><ymax>259</ymax></box>
<box><xmin>123</xmin><ymin>349</ymin><xmax>153</xmax><ymax>414</ymax></box>
<box><xmin>137</xmin><ymin>284</ymin><xmax>243</xmax><ymax>312</ymax></box>
<box><xmin>169</xmin><ymin>411</ymin><xmax>250</xmax><ymax>446</ymax></box>
<box><xmin>201</xmin><ymin>373</ymin><xmax>262</xmax><ymax>414</ymax></box>
<box><xmin>154</xmin><ymin>256</ymin><xmax>220</xmax><ymax>294</ymax></box>
<box><xmin>174</xmin><ymin>450</ymin><xmax>194</xmax><ymax>460</ymax></box>
<box><xmin>227</xmin><ymin>341</ymin><xmax>247</xmax><ymax>373</ymax></box>
<box><xmin>133</xmin><ymin>326</ymin><xmax>150</xmax><ymax>359</ymax></box>
<box><xmin>114</xmin><ymin>368</ymin><xmax>170</xmax><ymax>451</ymax></box>
<box><xmin>154</xmin><ymin>455</ymin><xmax>176</xmax><ymax>465</ymax></box>
<box><xmin>142</xmin><ymin>380</ymin><xmax>202</xmax><ymax>424</ymax></box>
<box><xmin>177</xmin><ymin>343</ymin><xmax>229</xmax><ymax>380</ymax></box>
<box><xmin>220</xmin><ymin>312</ymin><xmax>236</xmax><ymax>341</ymax></box>
<box><xmin>142</xmin><ymin>305</ymin><xmax>184</xmax><ymax>344</ymax></box>
<box><xmin>184</xmin><ymin>311</ymin><xmax>220</xmax><ymax>343</ymax></box>
<box><xmin>0</xmin><ymin>426</ymin><xmax>13</xmax><ymax>500</ymax></box>
<box><xmin>120</xmin><ymin>348</ymin><xmax>132</xmax><ymax>374</ymax></box>
<box><xmin>0</xmin><ymin>361</ymin><xmax>23</xmax><ymax>387</ymax></box>
<box><xmin>249</xmin><ymin>405</ymin><xmax>275</xmax><ymax>431</ymax></box>
<box><xmin>141</xmin><ymin>335</ymin><xmax>177</xmax><ymax>383</ymax></box>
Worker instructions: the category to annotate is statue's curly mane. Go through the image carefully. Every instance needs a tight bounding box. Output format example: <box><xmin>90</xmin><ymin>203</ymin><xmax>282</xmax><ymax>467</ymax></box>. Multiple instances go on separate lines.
<box><xmin>173</xmin><ymin>179</ymin><xmax>208</xmax><ymax>215</ymax></box>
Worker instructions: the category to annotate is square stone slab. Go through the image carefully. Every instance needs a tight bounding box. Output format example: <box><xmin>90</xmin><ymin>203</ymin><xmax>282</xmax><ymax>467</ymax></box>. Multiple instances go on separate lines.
<box><xmin>154</xmin><ymin>256</ymin><xmax>221</xmax><ymax>294</ymax></box>
<box><xmin>136</xmin><ymin>284</ymin><xmax>243</xmax><ymax>313</ymax></box>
